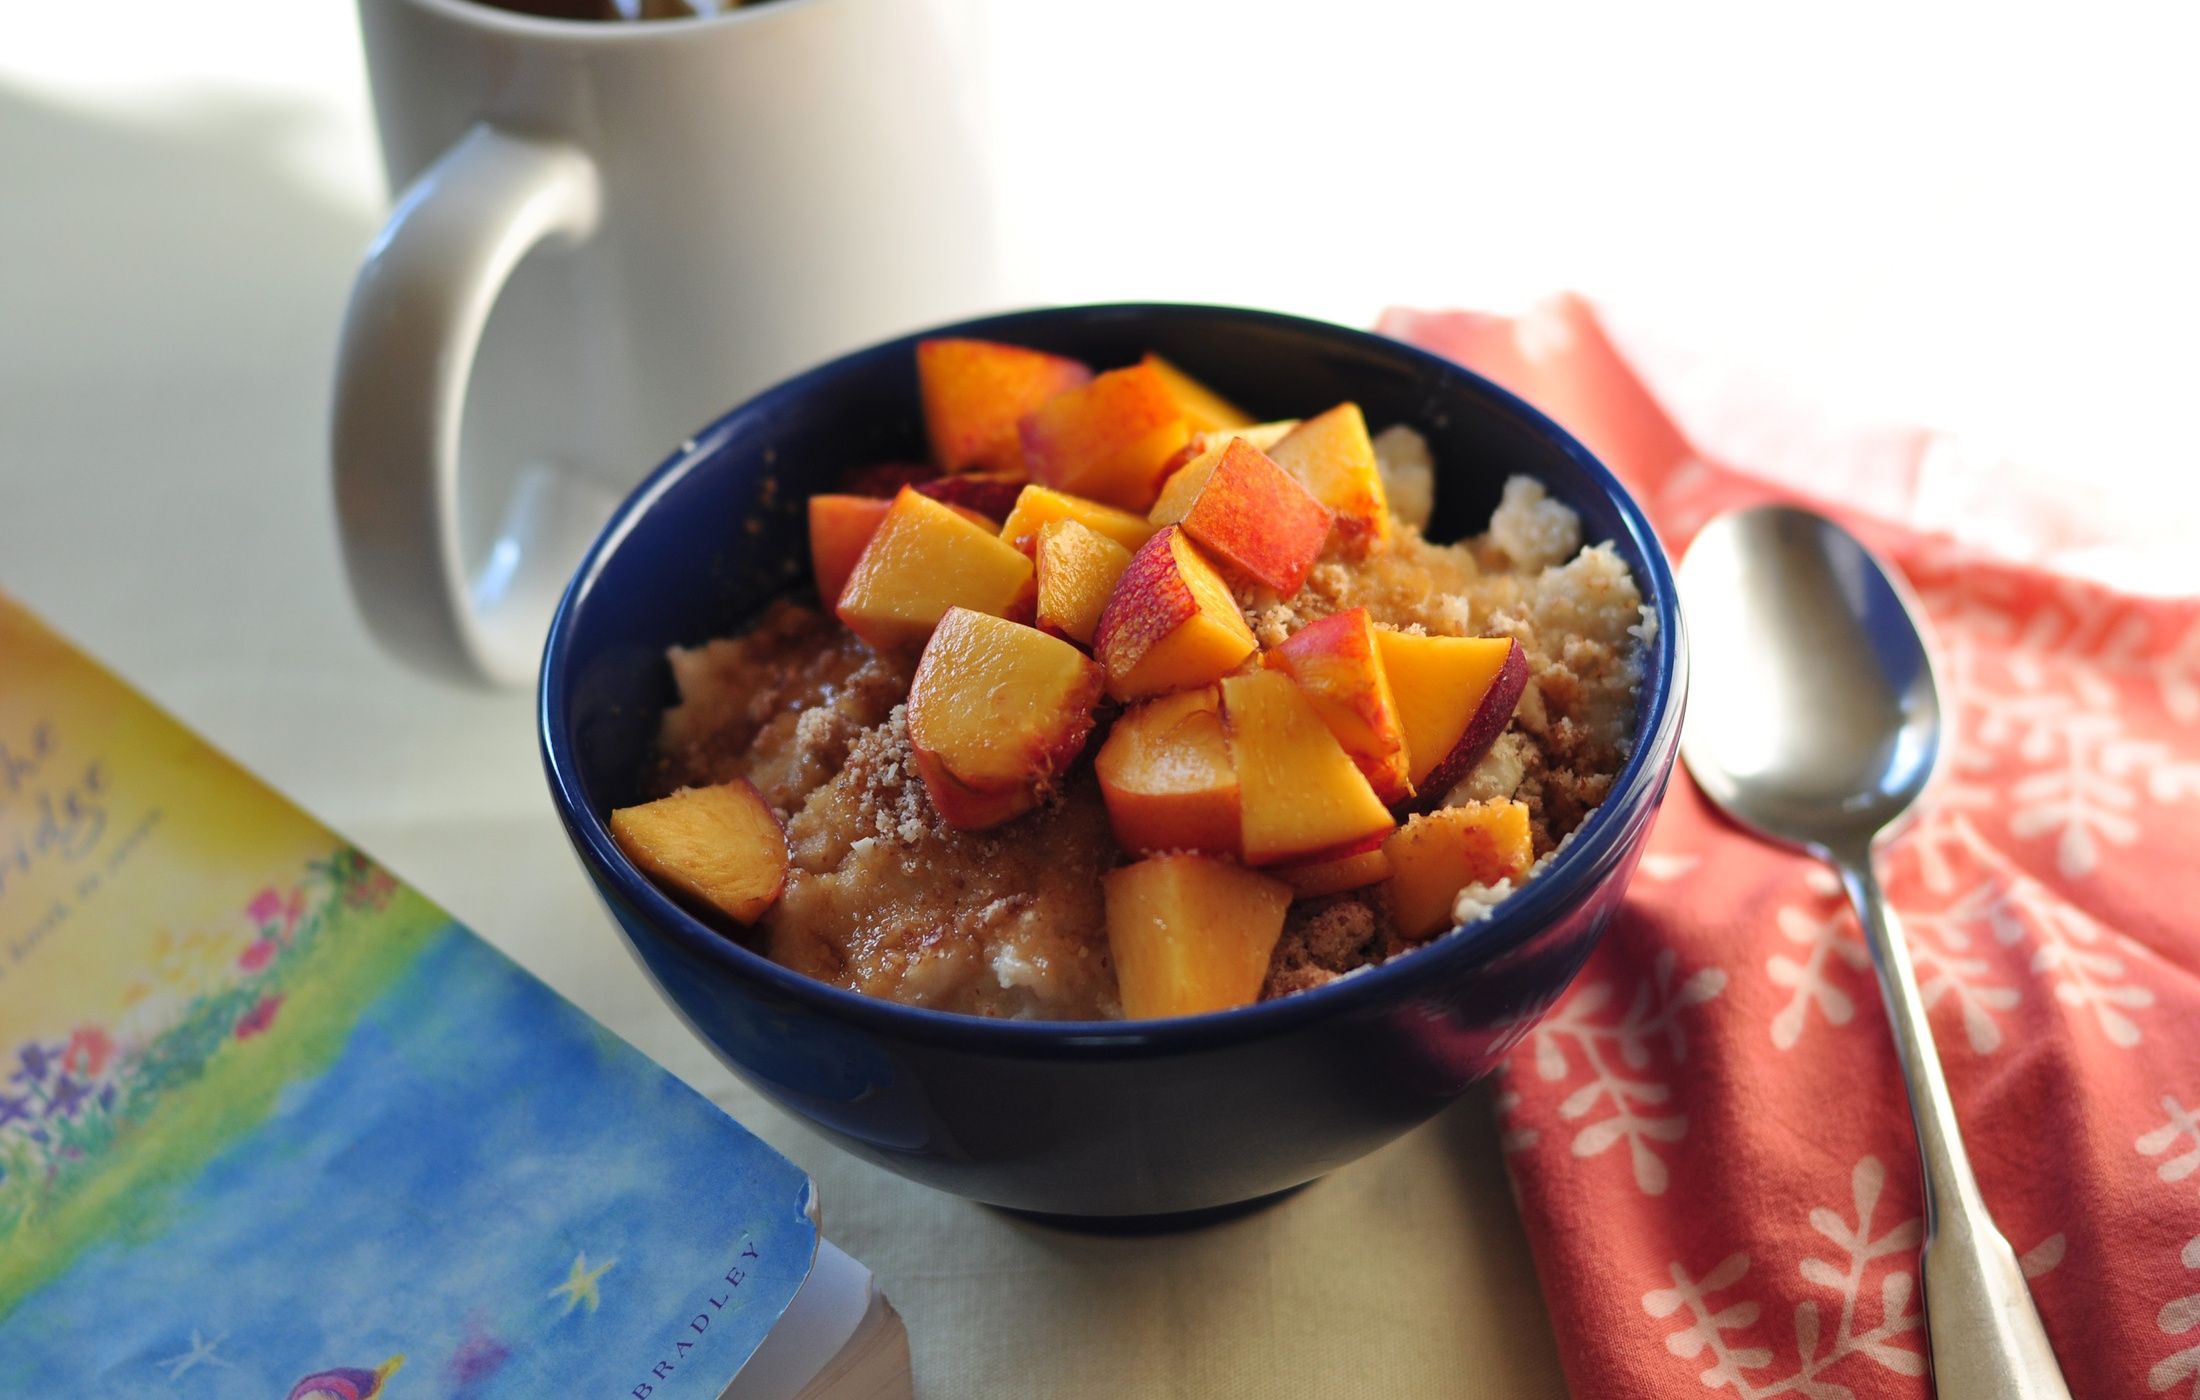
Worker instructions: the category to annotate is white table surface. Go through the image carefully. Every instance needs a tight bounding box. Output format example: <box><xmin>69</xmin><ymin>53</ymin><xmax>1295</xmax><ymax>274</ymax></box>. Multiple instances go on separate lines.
<box><xmin>4</xmin><ymin>3</ymin><xmax>2192</xmax><ymax>1395</ymax></box>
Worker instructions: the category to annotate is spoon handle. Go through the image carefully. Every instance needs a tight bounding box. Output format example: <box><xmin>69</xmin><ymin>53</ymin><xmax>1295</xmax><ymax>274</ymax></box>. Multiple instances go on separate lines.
<box><xmin>1833</xmin><ymin>851</ymin><xmax>2072</xmax><ymax>1400</ymax></box>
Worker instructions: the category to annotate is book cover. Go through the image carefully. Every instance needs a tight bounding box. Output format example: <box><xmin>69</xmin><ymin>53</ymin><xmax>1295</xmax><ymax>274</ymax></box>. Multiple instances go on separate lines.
<box><xmin>0</xmin><ymin>594</ymin><xmax>817</xmax><ymax>1398</ymax></box>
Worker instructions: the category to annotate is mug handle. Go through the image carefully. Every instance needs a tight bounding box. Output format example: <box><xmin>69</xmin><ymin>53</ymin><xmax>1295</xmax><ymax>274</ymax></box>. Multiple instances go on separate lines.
<box><xmin>331</xmin><ymin>124</ymin><xmax>603</xmax><ymax>686</ymax></box>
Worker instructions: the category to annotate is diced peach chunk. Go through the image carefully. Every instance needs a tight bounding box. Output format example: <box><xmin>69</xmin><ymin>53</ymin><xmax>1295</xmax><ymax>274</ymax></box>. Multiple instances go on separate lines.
<box><xmin>610</xmin><ymin>779</ymin><xmax>788</xmax><ymax>925</ymax></box>
<box><xmin>835</xmin><ymin>487</ymin><xmax>1036</xmax><ymax>650</ymax></box>
<box><xmin>807</xmin><ymin>493</ymin><xmax>892</xmax><ymax>607</ymax></box>
<box><xmin>1219</xmin><ymin>669</ymin><xmax>1396</xmax><ymax>866</ymax></box>
<box><xmin>1140</xmin><ymin>354</ymin><xmax>1255</xmax><ymax>435</ymax></box>
<box><xmin>1383</xmin><ymin>799</ymin><xmax>1534</xmax><ymax>938</ymax></box>
<box><xmin>918</xmin><ymin>337</ymin><xmax>1092</xmax><ymax>474</ymax></box>
<box><xmin>1147</xmin><ymin>443</ymin><xmax>1221</xmax><ymax>526</ymax></box>
<box><xmin>1267</xmin><ymin>403</ymin><xmax>1391</xmax><ymax>552</ymax></box>
<box><xmin>1093</xmin><ymin>526</ymin><xmax>1257</xmax><ymax>701</ymax></box>
<box><xmin>1093</xmin><ymin>686</ymin><xmax>1240</xmax><ymax>856</ymax></box>
<box><xmin>1166</xmin><ymin>438</ymin><xmax>1332</xmax><ymax>594</ymax></box>
<box><xmin>1019</xmin><ymin>362</ymin><xmax>1191</xmax><ymax>511</ymax></box>
<box><xmin>1152</xmin><ymin>421</ymin><xmax>1301</xmax><ymax>492</ymax></box>
<box><xmin>913</xmin><ymin>472</ymin><xmax>1027</xmax><ymax>523</ymax></box>
<box><xmin>1266</xmin><ymin>608</ymin><xmax>1413</xmax><ymax>805</ymax></box>
<box><xmin>906</xmin><ymin>608</ymin><xmax>1102</xmax><ymax>830</ymax></box>
<box><xmin>1276</xmin><ymin>847</ymin><xmax>1392</xmax><ymax>898</ymax></box>
<box><xmin>1192</xmin><ymin>420</ymin><xmax>1298</xmax><ymax>455</ymax></box>
<box><xmin>1372</xmin><ymin>631</ymin><xmax>1528</xmax><ymax>801</ymax></box>
<box><xmin>1033</xmin><ymin>519</ymin><xmax>1134</xmax><ymax>646</ymax></box>
<box><xmin>998</xmin><ymin>484</ymin><xmax>1156</xmax><ymax>553</ymax></box>
<box><xmin>1104</xmin><ymin>853</ymin><xmax>1292</xmax><ymax>1018</ymax></box>
<box><xmin>1153</xmin><ymin>427</ymin><xmax>1317</xmax><ymax>525</ymax></box>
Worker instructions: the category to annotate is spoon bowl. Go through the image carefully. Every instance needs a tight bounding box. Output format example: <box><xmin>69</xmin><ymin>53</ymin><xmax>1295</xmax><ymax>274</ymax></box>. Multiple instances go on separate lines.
<box><xmin>1680</xmin><ymin>504</ymin><xmax>1941</xmax><ymax>854</ymax></box>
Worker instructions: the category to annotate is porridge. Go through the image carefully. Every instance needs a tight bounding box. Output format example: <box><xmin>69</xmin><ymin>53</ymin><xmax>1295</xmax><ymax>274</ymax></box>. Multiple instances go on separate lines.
<box><xmin>608</xmin><ymin>340</ymin><xmax>1647</xmax><ymax>1020</ymax></box>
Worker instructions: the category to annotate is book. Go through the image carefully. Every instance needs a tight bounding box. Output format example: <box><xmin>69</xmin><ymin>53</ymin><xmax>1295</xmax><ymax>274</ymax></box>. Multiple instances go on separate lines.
<box><xmin>0</xmin><ymin>594</ymin><xmax>909</xmax><ymax>1399</ymax></box>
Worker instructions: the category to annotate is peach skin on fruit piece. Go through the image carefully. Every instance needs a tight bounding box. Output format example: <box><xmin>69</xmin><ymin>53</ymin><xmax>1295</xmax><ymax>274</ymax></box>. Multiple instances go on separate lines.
<box><xmin>1276</xmin><ymin>847</ymin><xmax>1392</xmax><ymax>898</ymax></box>
<box><xmin>1093</xmin><ymin>685</ymin><xmax>1240</xmax><ymax>856</ymax></box>
<box><xmin>610</xmin><ymin>779</ymin><xmax>788</xmax><ymax>925</ymax></box>
<box><xmin>808</xmin><ymin>493</ymin><xmax>893</xmax><ymax>607</ymax></box>
<box><xmin>998</xmin><ymin>484</ymin><xmax>1156</xmax><ymax>553</ymax></box>
<box><xmin>1372</xmin><ymin>630</ymin><xmax>1528</xmax><ymax>803</ymax></box>
<box><xmin>1219</xmin><ymin>669</ymin><xmax>1396</xmax><ymax>866</ymax></box>
<box><xmin>835</xmin><ymin>487</ymin><xmax>1036</xmax><ymax>650</ymax></box>
<box><xmin>838</xmin><ymin>461</ymin><xmax>933</xmax><ymax>498</ymax></box>
<box><xmin>1093</xmin><ymin>526</ymin><xmax>1257</xmax><ymax>702</ymax></box>
<box><xmin>1104</xmin><ymin>853</ymin><xmax>1292</xmax><ymax>1018</ymax></box>
<box><xmin>1267</xmin><ymin>403</ymin><xmax>1392</xmax><ymax>552</ymax></box>
<box><xmin>1018</xmin><ymin>362</ymin><xmax>1191</xmax><ymax>512</ymax></box>
<box><xmin>1034</xmin><ymin>518</ymin><xmax>1134</xmax><ymax>646</ymax></box>
<box><xmin>1172</xmin><ymin>438</ymin><xmax>1333</xmax><ymax>594</ymax></box>
<box><xmin>906</xmin><ymin>607</ymin><xmax>1102</xmax><ymax>830</ymax></box>
<box><xmin>913</xmin><ymin>473</ymin><xmax>1027</xmax><ymax>524</ymax></box>
<box><xmin>1383</xmin><ymin>799</ymin><xmax>1534</xmax><ymax>939</ymax></box>
<box><xmin>1139</xmin><ymin>354</ymin><xmax>1255</xmax><ymax>435</ymax></box>
<box><xmin>918</xmin><ymin>337</ymin><xmax>1092</xmax><ymax>474</ymax></box>
<box><xmin>1266</xmin><ymin>607</ymin><xmax>1413</xmax><ymax>805</ymax></box>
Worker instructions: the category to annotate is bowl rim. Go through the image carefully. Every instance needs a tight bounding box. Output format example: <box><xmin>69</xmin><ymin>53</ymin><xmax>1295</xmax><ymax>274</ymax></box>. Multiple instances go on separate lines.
<box><xmin>539</xmin><ymin>301</ymin><xmax>1688</xmax><ymax>1056</ymax></box>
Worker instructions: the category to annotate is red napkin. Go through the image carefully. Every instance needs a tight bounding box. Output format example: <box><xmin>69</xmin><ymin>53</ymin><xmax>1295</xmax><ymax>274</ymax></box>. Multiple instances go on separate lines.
<box><xmin>1383</xmin><ymin>297</ymin><xmax>2200</xmax><ymax>1398</ymax></box>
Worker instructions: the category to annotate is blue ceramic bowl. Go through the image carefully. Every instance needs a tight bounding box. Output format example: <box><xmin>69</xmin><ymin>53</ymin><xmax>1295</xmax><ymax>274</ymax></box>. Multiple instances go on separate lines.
<box><xmin>540</xmin><ymin>304</ymin><xmax>1686</xmax><ymax>1220</ymax></box>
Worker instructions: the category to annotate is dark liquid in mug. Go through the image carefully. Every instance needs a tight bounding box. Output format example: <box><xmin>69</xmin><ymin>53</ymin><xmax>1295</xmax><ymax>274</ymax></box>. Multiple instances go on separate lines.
<box><xmin>470</xmin><ymin>0</ymin><xmax>764</xmax><ymax>18</ymax></box>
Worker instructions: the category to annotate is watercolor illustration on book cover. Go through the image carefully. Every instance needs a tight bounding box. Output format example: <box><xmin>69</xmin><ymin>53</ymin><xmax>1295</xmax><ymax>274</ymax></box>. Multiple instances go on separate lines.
<box><xmin>0</xmin><ymin>596</ymin><xmax>817</xmax><ymax>1398</ymax></box>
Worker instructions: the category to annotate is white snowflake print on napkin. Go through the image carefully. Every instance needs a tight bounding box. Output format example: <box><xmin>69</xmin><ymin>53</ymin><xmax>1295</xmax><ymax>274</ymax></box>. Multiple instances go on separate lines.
<box><xmin>2141</xmin><ymin>1095</ymin><xmax>2200</xmax><ymax>1396</ymax></box>
<box><xmin>1891</xmin><ymin>816</ymin><xmax>2158</xmax><ymax>1048</ymax></box>
<box><xmin>1764</xmin><ymin>868</ymin><xmax>2023</xmax><ymax>1057</ymax></box>
<box><xmin>1644</xmin><ymin>1155</ymin><xmax>2064</xmax><ymax>1397</ymax></box>
<box><xmin>1519</xmin><ymin>950</ymin><xmax>1726</xmax><ymax>1196</ymax></box>
<box><xmin>1911</xmin><ymin>558</ymin><xmax>2200</xmax><ymax>882</ymax></box>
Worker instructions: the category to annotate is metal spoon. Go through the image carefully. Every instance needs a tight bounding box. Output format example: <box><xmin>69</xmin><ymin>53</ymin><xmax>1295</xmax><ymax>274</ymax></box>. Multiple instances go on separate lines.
<box><xmin>1678</xmin><ymin>505</ymin><xmax>2071</xmax><ymax>1400</ymax></box>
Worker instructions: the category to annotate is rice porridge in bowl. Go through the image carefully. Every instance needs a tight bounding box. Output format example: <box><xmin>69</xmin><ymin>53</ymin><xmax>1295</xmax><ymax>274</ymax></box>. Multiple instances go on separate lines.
<box><xmin>607</xmin><ymin>340</ymin><xmax>1649</xmax><ymax>1022</ymax></box>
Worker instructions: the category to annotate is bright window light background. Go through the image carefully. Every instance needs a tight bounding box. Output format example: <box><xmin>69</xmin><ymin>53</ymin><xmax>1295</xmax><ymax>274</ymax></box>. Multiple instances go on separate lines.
<box><xmin>6</xmin><ymin>0</ymin><xmax>2196</xmax><ymax>584</ymax></box>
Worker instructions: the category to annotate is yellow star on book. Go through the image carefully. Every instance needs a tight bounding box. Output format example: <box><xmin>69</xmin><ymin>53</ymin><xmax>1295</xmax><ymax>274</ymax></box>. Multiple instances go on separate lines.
<box><xmin>550</xmin><ymin>1251</ymin><xmax>616</xmax><ymax>1315</ymax></box>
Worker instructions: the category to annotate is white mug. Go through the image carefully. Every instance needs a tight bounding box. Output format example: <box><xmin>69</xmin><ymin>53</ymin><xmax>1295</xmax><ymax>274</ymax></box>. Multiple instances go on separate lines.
<box><xmin>333</xmin><ymin>0</ymin><xmax>994</xmax><ymax>685</ymax></box>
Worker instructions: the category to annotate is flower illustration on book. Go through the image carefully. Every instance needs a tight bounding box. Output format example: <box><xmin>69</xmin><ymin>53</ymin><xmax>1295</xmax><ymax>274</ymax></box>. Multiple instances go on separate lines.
<box><xmin>61</xmin><ymin>1025</ymin><xmax>112</xmax><ymax>1078</ymax></box>
<box><xmin>145</xmin><ymin>925</ymin><xmax>252</xmax><ymax>997</ymax></box>
<box><xmin>247</xmin><ymin>886</ymin><xmax>286</xmax><ymax>927</ymax></box>
<box><xmin>345</xmin><ymin>865</ymin><xmax>399</xmax><ymax>912</ymax></box>
<box><xmin>0</xmin><ymin>845</ymin><xmax>405</xmax><ymax>1238</ymax></box>
<box><xmin>233</xmin><ymin>995</ymin><xmax>284</xmax><ymax>1040</ymax></box>
<box><xmin>43</xmin><ymin>1075</ymin><xmax>90</xmax><ymax>1120</ymax></box>
<box><xmin>248</xmin><ymin>883</ymin><xmax>311</xmax><ymax>941</ymax></box>
<box><xmin>11</xmin><ymin>1041</ymin><xmax>60</xmax><ymax>1088</ymax></box>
